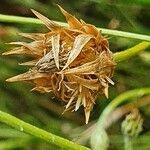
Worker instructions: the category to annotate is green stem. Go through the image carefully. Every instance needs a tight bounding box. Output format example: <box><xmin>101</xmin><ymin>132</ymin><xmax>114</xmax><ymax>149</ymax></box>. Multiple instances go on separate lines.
<box><xmin>97</xmin><ymin>88</ymin><xmax>150</xmax><ymax>128</ymax></box>
<box><xmin>124</xmin><ymin>136</ymin><xmax>133</xmax><ymax>150</ymax></box>
<box><xmin>91</xmin><ymin>88</ymin><xmax>150</xmax><ymax>149</ymax></box>
<box><xmin>0</xmin><ymin>14</ymin><xmax>150</xmax><ymax>41</ymax></box>
<box><xmin>114</xmin><ymin>41</ymin><xmax>150</xmax><ymax>62</ymax></box>
<box><xmin>0</xmin><ymin>14</ymin><xmax>66</xmax><ymax>26</ymax></box>
<box><xmin>0</xmin><ymin>111</ymin><xmax>89</xmax><ymax>150</ymax></box>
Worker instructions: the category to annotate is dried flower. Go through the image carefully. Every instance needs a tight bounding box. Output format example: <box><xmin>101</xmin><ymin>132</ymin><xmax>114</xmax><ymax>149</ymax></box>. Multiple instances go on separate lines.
<box><xmin>3</xmin><ymin>5</ymin><xmax>116</xmax><ymax>124</ymax></box>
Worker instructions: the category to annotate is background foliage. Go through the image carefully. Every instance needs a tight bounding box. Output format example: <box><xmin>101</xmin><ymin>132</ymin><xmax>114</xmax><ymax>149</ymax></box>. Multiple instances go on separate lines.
<box><xmin>0</xmin><ymin>0</ymin><xmax>150</xmax><ymax>149</ymax></box>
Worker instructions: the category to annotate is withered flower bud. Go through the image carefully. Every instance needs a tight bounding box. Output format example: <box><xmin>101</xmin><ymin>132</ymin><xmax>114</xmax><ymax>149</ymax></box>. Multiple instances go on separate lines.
<box><xmin>121</xmin><ymin>109</ymin><xmax>143</xmax><ymax>137</ymax></box>
<box><xmin>3</xmin><ymin>5</ymin><xmax>116</xmax><ymax>124</ymax></box>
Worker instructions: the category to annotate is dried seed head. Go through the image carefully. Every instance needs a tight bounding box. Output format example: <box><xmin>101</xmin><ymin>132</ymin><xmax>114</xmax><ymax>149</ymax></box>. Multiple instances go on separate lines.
<box><xmin>3</xmin><ymin>5</ymin><xmax>116</xmax><ymax>124</ymax></box>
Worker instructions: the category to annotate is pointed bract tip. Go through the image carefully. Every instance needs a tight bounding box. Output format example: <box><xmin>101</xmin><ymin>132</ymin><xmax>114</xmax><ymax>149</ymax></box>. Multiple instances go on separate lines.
<box><xmin>5</xmin><ymin>72</ymin><xmax>33</xmax><ymax>82</ymax></box>
<box><xmin>31</xmin><ymin>9</ymin><xmax>43</xmax><ymax>19</ymax></box>
<box><xmin>30</xmin><ymin>87</ymin><xmax>36</xmax><ymax>92</ymax></box>
<box><xmin>104</xmin><ymin>86</ymin><xmax>109</xmax><ymax>99</ymax></box>
<box><xmin>2</xmin><ymin>52</ymin><xmax>7</xmax><ymax>56</ymax></box>
<box><xmin>2</xmin><ymin>51</ymin><xmax>13</xmax><ymax>56</ymax></box>
<box><xmin>85</xmin><ymin>110</ymin><xmax>91</xmax><ymax>124</ymax></box>
<box><xmin>57</xmin><ymin>4</ymin><xmax>67</xmax><ymax>14</ymax></box>
<box><xmin>2</xmin><ymin>49</ymin><xmax>22</xmax><ymax>56</ymax></box>
<box><xmin>31</xmin><ymin>8</ymin><xmax>60</xmax><ymax>31</ymax></box>
<box><xmin>31</xmin><ymin>9</ymin><xmax>36</xmax><ymax>14</ymax></box>
<box><xmin>6</xmin><ymin>77</ymin><xmax>16</xmax><ymax>82</ymax></box>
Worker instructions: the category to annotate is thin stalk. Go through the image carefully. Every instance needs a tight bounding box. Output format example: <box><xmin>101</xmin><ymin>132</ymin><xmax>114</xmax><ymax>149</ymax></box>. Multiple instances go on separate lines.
<box><xmin>106</xmin><ymin>96</ymin><xmax>150</xmax><ymax>128</ymax></box>
<box><xmin>0</xmin><ymin>111</ymin><xmax>90</xmax><ymax>150</ymax></box>
<box><xmin>0</xmin><ymin>14</ymin><xmax>66</xmax><ymax>26</ymax></box>
<box><xmin>0</xmin><ymin>14</ymin><xmax>150</xmax><ymax>41</ymax></box>
<box><xmin>97</xmin><ymin>88</ymin><xmax>150</xmax><ymax>129</ymax></box>
<box><xmin>124</xmin><ymin>136</ymin><xmax>133</xmax><ymax>150</ymax></box>
<box><xmin>91</xmin><ymin>88</ymin><xmax>150</xmax><ymax>150</ymax></box>
<box><xmin>114</xmin><ymin>41</ymin><xmax>150</xmax><ymax>62</ymax></box>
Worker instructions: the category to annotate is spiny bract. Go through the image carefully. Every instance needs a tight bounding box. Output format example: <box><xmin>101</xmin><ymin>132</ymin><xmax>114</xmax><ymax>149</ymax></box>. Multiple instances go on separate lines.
<box><xmin>3</xmin><ymin>5</ymin><xmax>116</xmax><ymax>124</ymax></box>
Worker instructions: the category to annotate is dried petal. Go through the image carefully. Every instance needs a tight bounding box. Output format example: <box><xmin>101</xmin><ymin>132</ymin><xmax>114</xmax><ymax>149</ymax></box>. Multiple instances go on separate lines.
<box><xmin>19</xmin><ymin>33</ymin><xmax>45</xmax><ymax>41</ymax></box>
<box><xmin>19</xmin><ymin>59</ymin><xmax>38</xmax><ymax>66</ymax></box>
<box><xmin>58</xmin><ymin>5</ymin><xmax>82</xmax><ymax>29</ymax></box>
<box><xmin>85</xmin><ymin>109</ymin><xmax>91</xmax><ymax>124</ymax></box>
<box><xmin>31</xmin><ymin>86</ymin><xmax>52</xmax><ymax>93</ymax></box>
<box><xmin>75</xmin><ymin>94</ymin><xmax>82</xmax><ymax>111</ymax></box>
<box><xmin>65</xmin><ymin>90</ymin><xmax>78</xmax><ymax>109</ymax></box>
<box><xmin>81</xmin><ymin>21</ymin><xmax>99</xmax><ymax>37</ymax></box>
<box><xmin>4</xmin><ymin>41</ymin><xmax>48</xmax><ymax>57</ymax></box>
<box><xmin>63</xmin><ymin>34</ymin><xmax>92</xmax><ymax>70</ymax></box>
<box><xmin>71</xmin><ymin>75</ymin><xmax>99</xmax><ymax>90</ymax></box>
<box><xmin>61</xmin><ymin>57</ymin><xmax>100</xmax><ymax>74</ymax></box>
<box><xmin>105</xmin><ymin>76</ymin><xmax>114</xmax><ymax>85</ymax></box>
<box><xmin>2</xmin><ymin>47</ymin><xmax>28</xmax><ymax>55</ymax></box>
<box><xmin>31</xmin><ymin>9</ymin><xmax>60</xmax><ymax>30</ymax></box>
<box><xmin>51</xmin><ymin>34</ymin><xmax>60</xmax><ymax>69</ymax></box>
<box><xmin>104</xmin><ymin>85</ymin><xmax>109</xmax><ymax>98</ymax></box>
<box><xmin>36</xmin><ymin>50</ymin><xmax>53</xmax><ymax>66</ymax></box>
<box><xmin>6</xmin><ymin>70</ymin><xmax>49</xmax><ymax>82</ymax></box>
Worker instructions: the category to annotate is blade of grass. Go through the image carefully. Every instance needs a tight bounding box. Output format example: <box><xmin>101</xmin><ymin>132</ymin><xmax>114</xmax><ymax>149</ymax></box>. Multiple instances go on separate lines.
<box><xmin>0</xmin><ymin>111</ymin><xmax>89</xmax><ymax>150</ymax></box>
<box><xmin>0</xmin><ymin>14</ymin><xmax>150</xmax><ymax>41</ymax></box>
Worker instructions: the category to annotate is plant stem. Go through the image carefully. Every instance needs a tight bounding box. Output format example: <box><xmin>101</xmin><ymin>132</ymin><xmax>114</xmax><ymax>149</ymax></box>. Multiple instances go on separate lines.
<box><xmin>91</xmin><ymin>88</ymin><xmax>150</xmax><ymax>149</ymax></box>
<box><xmin>97</xmin><ymin>88</ymin><xmax>150</xmax><ymax>129</ymax></box>
<box><xmin>0</xmin><ymin>14</ymin><xmax>150</xmax><ymax>41</ymax></box>
<box><xmin>0</xmin><ymin>111</ymin><xmax>90</xmax><ymax>150</ymax></box>
<box><xmin>106</xmin><ymin>96</ymin><xmax>150</xmax><ymax>128</ymax></box>
<box><xmin>0</xmin><ymin>14</ymin><xmax>66</xmax><ymax>26</ymax></box>
<box><xmin>124</xmin><ymin>136</ymin><xmax>133</xmax><ymax>150</ymax></box>
<box><xmin>114</xmin><ymin>41</ymin><xmax>150</xmax><ymax>62</ymax></box>
<box><xmin>100</xmin><ymin>28</ymin><xmax>150</xmax><ymax>41</ymax></box>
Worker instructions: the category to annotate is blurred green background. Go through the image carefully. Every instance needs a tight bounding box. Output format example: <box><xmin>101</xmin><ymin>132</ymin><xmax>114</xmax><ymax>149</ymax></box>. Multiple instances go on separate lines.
<box><xmin>0</xmin><ymin>0</ymin><xmax>150</xmax><ymax>149</ymax></box>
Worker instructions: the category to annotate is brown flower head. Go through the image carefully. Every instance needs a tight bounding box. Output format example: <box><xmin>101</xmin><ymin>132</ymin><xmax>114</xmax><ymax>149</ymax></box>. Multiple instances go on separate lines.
<box><xmin>3</xmin><ymin>5</ymin><xmax>116</xmax><ymax>124</ymax></box>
